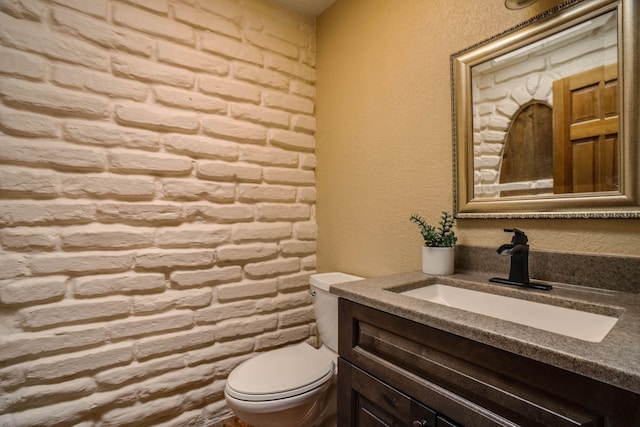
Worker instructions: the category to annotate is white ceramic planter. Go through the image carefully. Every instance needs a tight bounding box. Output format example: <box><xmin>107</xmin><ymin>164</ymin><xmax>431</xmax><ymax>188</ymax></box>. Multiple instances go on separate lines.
<box><xmin>422</xmin><ymin>246</ymin><xmax>454</xmax><ymax>275</ymax></box>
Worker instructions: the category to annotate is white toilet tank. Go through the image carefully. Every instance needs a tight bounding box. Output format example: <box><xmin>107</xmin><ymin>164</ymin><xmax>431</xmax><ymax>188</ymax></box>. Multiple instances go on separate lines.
<box><xmin>310</xmin><ymin>272</ymin><xmax>363</xmax><ymax>353</ymax></box>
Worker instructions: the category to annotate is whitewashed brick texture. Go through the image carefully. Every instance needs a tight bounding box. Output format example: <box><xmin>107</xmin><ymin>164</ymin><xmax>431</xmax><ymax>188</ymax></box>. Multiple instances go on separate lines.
<box><xmin>0</xmin><ymin>0</ymin><xmax>317</xmax><ymax>425</ymax></box>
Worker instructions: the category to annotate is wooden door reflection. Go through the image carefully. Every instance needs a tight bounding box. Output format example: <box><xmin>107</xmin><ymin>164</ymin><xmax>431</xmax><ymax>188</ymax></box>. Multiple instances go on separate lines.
<box><xmin>553</xmin><ymin>63</ymin><xmax>619</xmax><ymax>194</ymax></box>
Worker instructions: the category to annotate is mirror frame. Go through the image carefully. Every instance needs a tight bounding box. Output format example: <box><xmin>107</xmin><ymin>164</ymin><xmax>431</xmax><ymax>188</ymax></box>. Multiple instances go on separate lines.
<box><xmin>451</xmin><ymin>0</ymin><xmax>639</xmax><ymax>219</ymax></box>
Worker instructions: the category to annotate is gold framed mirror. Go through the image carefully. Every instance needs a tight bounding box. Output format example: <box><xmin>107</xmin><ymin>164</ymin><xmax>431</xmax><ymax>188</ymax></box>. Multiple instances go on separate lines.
<box><xmin>452</xmin><ymin>0</ymin><xmax>639</xmax><ymax>218</ymax></box>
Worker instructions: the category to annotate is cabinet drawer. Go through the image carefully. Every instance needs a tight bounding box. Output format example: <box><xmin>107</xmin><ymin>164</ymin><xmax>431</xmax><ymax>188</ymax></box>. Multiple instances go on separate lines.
<box><xmin>338</xmin><ymin>299</ymin><xmax>639</xmax><ymax>426</ymax></box>
<box><xmin>338</xmin><ymin>358</ymin><xmax>446</xmax><ymax>427</ymax></box>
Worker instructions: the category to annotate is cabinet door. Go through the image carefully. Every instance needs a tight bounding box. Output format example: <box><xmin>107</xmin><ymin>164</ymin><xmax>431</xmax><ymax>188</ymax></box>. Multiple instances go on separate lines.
<box><xmin>338</xmin><ymin>358</ymin><xmax>440</xmax><ymax>427</ymax></box>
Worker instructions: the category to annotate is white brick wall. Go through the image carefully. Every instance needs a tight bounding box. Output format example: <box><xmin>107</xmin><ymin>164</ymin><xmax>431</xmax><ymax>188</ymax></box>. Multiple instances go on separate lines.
<box><xmin>0</xmin><ymin>0</ymin><xmax>317</xmax><ymax>425</ymax></box>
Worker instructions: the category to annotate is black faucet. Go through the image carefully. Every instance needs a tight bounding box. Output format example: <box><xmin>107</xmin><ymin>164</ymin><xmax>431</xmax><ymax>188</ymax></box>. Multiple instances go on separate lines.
<box><xmin>489</xmin><ymin>229</ymin><xmax>552</xmax><ymax>291</ymax></box>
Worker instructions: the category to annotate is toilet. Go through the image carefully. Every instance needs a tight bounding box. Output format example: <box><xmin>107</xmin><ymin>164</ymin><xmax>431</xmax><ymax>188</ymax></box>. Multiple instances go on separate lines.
<box><xmin>224</xmin><ymin>272</ymin><xmax>363</xmax><ymax>427</ymax></box>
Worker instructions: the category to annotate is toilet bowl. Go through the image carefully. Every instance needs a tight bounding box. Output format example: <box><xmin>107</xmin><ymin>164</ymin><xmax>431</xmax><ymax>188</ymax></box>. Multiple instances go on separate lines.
<box><xmin>225</xmin><ymin>343</ymin><xmax>336</xmax><ymax>427</ymax></box>
<box><xmin>224</xmin><ymin>272</ymin><xmax>363</xmax><ymax>427</ymax></box>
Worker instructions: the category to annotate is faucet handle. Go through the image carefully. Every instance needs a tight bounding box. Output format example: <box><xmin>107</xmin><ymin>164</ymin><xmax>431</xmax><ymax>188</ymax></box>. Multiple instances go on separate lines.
<box><xmin>504</xmin><ymin>228</ymin><xmax>528</xmax><ymax>245</ymax></box>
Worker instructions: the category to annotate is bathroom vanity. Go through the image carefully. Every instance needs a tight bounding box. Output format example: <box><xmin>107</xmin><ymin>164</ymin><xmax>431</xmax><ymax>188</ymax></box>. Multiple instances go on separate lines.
<box><xmin>332</xmin><ymin>271</ymin><xmax>640</xmax><ymax>426</ymax></box>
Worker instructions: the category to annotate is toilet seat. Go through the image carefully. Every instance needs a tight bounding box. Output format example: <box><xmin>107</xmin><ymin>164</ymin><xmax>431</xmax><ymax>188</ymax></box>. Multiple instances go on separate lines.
<box><xmin>225</xmin><ymin>343</ymin><xmax>335</xmax><ymax>402</ymax></box>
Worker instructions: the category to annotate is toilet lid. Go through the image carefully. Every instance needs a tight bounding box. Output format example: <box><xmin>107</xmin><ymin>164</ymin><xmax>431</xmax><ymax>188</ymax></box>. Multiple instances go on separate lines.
<box><xmin>225</xmin><ymin>343</ymin><xmax>335</xmax><ymax>401</ymax></box>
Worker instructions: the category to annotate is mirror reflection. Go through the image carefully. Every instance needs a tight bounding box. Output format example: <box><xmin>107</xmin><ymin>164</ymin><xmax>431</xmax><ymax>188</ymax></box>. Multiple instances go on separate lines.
<box><xmin>472</xmin><ymin>9</ymin><xmax>618</xmax><ymax>199</ymax></box>
<box><xmin>452</xmin><ymin>0</ymin><xmax>640</xmax><ymax>219</ymax></box>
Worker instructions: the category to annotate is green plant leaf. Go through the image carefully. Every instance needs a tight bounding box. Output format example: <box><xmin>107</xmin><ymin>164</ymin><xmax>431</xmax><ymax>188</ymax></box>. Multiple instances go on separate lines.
<box><xmin>410</xmin><ymin>211</ymin><xmax>457</xmax><ymax>247</ymax></box>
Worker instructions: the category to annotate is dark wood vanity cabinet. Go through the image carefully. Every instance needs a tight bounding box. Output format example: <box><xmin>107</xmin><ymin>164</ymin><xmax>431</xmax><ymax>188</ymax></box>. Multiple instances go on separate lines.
<box><xmin>337</xmin><ymin>299</ymin><xmax>640</xmax><ymax>427</ymax></box>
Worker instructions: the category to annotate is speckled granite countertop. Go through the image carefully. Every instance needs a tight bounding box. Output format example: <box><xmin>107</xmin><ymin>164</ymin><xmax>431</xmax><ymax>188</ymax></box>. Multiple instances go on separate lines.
<box><xmin>331</xmin><ymin>271</ymin><xmax>640</xmax><ymax>395</ymax></box>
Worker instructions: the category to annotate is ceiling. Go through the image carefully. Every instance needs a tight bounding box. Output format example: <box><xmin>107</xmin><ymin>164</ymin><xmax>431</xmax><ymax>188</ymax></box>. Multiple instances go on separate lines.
<box><xmin>268</xmin><ymin>0</ymin><xmax>336</xmax><ymax>17</ymax></box>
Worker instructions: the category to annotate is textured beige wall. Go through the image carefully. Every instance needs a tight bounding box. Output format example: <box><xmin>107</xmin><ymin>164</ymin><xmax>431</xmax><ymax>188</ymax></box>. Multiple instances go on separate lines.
<box><xmin>316</xmin><ymin>0</ymin><xmax>640</xmax><ymax>278</ymax></box>
<box><xmin>0</xmin><ymin>0</ymin><xmax>317</xmax><ymax>424</ymax></box>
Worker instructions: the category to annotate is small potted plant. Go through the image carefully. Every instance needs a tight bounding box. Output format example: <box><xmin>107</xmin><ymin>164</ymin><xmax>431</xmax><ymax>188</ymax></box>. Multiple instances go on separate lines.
<box><xmin>410</xmin><ymin>211</ymin><xmax>457</xmax><ymax>275</ymax></box>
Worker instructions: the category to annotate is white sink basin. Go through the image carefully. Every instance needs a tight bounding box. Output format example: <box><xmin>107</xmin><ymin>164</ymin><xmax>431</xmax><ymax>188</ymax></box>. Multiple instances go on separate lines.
<box><xmin>401</xmin><ymin>284</ymin><xmax>618</xmax><ymax>342</ymax></box>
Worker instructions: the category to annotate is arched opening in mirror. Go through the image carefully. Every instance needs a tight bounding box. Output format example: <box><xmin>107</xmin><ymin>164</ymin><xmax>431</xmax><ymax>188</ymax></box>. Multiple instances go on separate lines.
<box><xmin>499</xmin><ymin>102</ymin><xmax>553</xmax><ymax>197</ymax></box>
